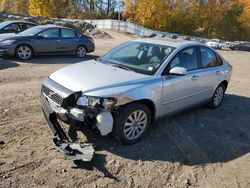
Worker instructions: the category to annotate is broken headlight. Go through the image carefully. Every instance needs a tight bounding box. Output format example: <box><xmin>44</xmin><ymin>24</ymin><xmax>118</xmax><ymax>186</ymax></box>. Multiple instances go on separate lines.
<box><xmin>76</xmin><ymin>96</ymin><xmax>117</xmax><ymax>110</ymax></box>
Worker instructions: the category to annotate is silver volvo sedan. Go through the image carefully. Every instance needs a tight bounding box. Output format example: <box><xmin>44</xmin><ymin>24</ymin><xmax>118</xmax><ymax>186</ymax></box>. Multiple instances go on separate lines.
<box><xmin>41</xmin><ymin>38</ymin><xmax>232</xmax><ymax>157</ymax></box>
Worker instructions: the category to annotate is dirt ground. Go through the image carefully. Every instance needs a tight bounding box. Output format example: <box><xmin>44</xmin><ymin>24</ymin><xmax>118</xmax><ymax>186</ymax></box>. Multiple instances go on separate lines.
<box><xmin>0</xmin><ymin>30</ymin><xmax>250</xmax><ymax>188</ymax></box>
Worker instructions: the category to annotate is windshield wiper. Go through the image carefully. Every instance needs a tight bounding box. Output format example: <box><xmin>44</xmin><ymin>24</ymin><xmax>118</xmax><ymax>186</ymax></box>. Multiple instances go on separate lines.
<box><xmin>109</xmin><ymin>63</ymin><xmax>135</xmax><ymax>72</ymax></box>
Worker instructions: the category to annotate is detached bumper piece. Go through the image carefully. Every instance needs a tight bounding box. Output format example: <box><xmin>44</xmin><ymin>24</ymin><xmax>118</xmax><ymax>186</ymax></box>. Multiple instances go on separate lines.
<box><xmin>42</xmin><ymin>96</ymin><xmax>95</xmax><ymax>161</ymax></box>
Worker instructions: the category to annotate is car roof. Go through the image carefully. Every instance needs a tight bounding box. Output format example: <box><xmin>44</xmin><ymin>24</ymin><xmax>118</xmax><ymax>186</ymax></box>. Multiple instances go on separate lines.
<box><xmin>133</xmin><ymin>38</ymin><xmax>198</xmax><ymax>48</ymax></box>
<box><xmin>1</xmin><ymin>20</ymin><xmax>37</xmax><ymax>25</ymax></box>
<box><xmin>34</xmin><ymin>24</ymin><xmax>74</xmax><ymax>30</ymax></box>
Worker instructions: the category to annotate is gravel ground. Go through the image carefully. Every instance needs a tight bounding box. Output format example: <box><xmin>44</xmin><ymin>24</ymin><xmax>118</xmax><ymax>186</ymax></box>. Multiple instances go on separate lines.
<box><xmin>0</xmin><ymin>30</ymin><xmax>250</xmax><ymax>188</ymax></box>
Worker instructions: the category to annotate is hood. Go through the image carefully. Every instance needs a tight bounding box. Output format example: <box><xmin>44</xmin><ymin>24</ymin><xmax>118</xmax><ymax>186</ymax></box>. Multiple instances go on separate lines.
<box><xmin>49</xmin><ymin>60</ymin><xmax>152</xmax><ymax>94</ymax></box>
<box><xmin>0</xmin><ymin>33</ymin><xmax>31</xmax><ymax>41</ymax></box>
<box><xmin>0</xmin><ymin>33</ymin><xmax>16</xmax><ymax>41</ymax></box>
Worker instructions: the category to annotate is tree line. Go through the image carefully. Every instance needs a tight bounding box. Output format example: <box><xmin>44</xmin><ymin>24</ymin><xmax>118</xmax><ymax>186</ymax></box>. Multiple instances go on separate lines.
<box><xmin>123</xmin><ymin>0</ymin><xmax>250</xmax><ymax>41</ymax></box>
<box><xmin>0</xmin><ymin>0</ymin><xmax>119</xmax><ymax>19</ymax></box>
<box><xmin>0</xmin><ymin>0</ymin><xmax>249</xmax><ymax>41</ymax></box>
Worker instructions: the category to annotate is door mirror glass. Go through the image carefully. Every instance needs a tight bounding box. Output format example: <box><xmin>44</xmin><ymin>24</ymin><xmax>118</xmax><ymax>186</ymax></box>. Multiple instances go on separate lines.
<box><xmin>37</xmin><ymin>34</ymin><xmax>44</xmax><ymax>39</ymax></box>
<box><xmin>169</xmin><ymin>67</ymin><xmax>187</xmax><ymax>75</ymax></box>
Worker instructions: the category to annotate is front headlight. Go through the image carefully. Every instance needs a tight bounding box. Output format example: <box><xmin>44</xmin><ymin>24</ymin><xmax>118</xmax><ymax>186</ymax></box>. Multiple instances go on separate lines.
<box><xmin>1</xmin><ymin>40</ymin><xmax>16</xmax><ymax>45</ymax></box>
<box><xmin>76</xmin><ymin>96</ymin><xmax>116</xmax><ymax>109</ymax></box>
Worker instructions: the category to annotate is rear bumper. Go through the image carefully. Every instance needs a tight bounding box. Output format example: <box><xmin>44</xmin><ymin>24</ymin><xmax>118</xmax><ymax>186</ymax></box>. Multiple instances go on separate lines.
<box><xmin>87</xmin><ymin>43</ymin><xmax>95</xmax><ymax>53</ymax></box>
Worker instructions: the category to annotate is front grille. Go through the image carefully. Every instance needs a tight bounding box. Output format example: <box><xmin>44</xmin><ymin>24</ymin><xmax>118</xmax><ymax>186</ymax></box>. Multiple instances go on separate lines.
<box><xmin>42</xmin><ymin>85</ymin><xmax>63</xmax><ymax>106</ymax></box>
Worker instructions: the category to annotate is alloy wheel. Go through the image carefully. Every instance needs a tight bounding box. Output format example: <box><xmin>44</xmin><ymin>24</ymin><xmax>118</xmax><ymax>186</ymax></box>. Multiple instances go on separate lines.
<box><xmin>77</xmin><ymin>46</ymin><xmax>86</xmax><ymax>58</ymax></box>
<box><xmin>17</xmin><ymin>46</ymin><xmax>32</xmax><ymax>60</ymax></box>
<box><xmin>123</xmin><ymin>110</ymin><xmax>148</xmax><ymax>140</ymax></box>
<box><xmin>213</xmin><ymin>85</ymin><xmax>224</xmax><ymax>106</ymax></box>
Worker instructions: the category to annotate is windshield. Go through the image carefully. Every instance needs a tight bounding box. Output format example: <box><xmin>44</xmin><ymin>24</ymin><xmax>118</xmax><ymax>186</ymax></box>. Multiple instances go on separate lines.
<box><xmin>19</xmin><ymin>26</ymin><xmax>44</xmax><ymax>36</ymax></box>
<box><xmin>0</xmin><ymin>22</ymin><xmax>11</xmax><ymax>29</ymax></box>
<box><xmin>99</xmin><ymin>41</ymin><xmax>175</xmax><ymax>75</ymax></box>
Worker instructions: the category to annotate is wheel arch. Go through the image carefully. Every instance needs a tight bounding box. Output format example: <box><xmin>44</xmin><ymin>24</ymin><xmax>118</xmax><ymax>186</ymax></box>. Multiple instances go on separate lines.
<box><xmin>118</xmin><ymin>99</ymin><xmax>156</xmax><ymax>124</ymax></box>
<box><xmin>138</xmin><ymin>99</ymin><xmax>156</xmax><ymax>124</ymax></box>
<box><xmin>76</xmin><ymin>44</ymin><xmax>87</xmax><ymax>51</ymax></box>
<box><xmin>15</xmin><ymin>43</ymin><xmax>34</xmax><ymax>54</ymax></box>
<box><xmin>220</xmin><ymin>80</ymin><xmax>228</xmax><ymax>91</ymax></box>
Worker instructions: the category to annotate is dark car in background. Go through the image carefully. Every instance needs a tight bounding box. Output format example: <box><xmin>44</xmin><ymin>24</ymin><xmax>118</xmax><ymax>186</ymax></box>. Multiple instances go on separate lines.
<box><xmin>230</xmin><ymin>42</ymin><xmax>250</xmax><ymax>51</ymax></box>
<box><xmin>0</xmin><ymin>21</ymin><xmax>37</xmax><ymax>34</ymax></box>
<box><xmin>0</xmin><ymin>25</ymin><xmax>95</xmax><ymax>60</ymax></box>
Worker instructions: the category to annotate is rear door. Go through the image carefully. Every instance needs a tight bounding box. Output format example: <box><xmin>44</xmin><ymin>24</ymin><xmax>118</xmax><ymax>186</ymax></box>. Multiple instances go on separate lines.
<box><xmin>196</xmin><ymin>46</ymin><xmax>224</xmax><ymax>98</ymax></box>
<box><xmin>58</xmin><ymin>28</ymin><xmax>78</xmax><ymax>53</ymax></box>
<box><xmin>34</xmin><ymin>28</ymin><xmax>61</xmax><ymax>53</ymax></box>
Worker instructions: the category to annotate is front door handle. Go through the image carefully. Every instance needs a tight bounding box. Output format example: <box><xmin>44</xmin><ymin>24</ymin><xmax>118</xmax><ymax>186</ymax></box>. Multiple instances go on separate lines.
<box><xmin>55</xmin><ymin>39</ymin><xmax>61</xmax><ymax>42</ymax></box>
<box><xmin>215</xmin><ymin>70</ymin><xmax>222</xmax><ymax>75</ymax></box>
<box><xmin>191</xmin><ymin>75</ymin><xmax>199</xmax><ymax>81</ymax></box>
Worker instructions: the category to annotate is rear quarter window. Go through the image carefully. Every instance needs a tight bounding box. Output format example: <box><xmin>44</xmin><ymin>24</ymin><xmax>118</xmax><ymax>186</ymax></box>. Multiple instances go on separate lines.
<box><xmin>200</xmin><ymin>47</ymin><xmax>222</xmax><ymax>68</ymax></box>
<box><xmin>214</xmin><ymin>53</ymin><xmax>223</xmax><ymax>66</ymax></box>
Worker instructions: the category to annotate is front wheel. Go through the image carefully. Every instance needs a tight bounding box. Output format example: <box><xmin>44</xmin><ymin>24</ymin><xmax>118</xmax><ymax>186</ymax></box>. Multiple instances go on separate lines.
<box><xmin>75</xmin><ymin>46</ymin><xmax>87</xmax><ymax>58</ymax></box>
<box><xmin>16</xmin><ymin>45</ymin><xmax>33</xmax><ymax>60</ymax></box>
<box><xmin>112</xmin><ymin>103</ymin><xmax>151</xmax><ymax>144</ymax></box>
<box><xmin>208</xmin><ymin>83</ymin><xmax>226</xmax><ymax>108</ymax></box>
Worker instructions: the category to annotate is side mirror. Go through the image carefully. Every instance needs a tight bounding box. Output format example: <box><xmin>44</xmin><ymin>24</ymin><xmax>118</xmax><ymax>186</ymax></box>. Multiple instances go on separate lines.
<box><xmin>169</xmin><ymin>67</ymin><xmax>187</xmax><ymax>75</ymax></box>
<box><xmin>37</xmin><ymin>34</ymin><xmax>44</xmax><ymax>39</ymax></box>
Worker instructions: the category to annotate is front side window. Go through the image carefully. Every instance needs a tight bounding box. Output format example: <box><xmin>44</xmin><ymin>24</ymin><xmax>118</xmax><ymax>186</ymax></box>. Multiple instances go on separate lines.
<box><xmin>18</xmin><ymin>23</ymin><xmax>26</xmax><ymax>31</ymax></box>
<box><xmin>40</xmin><ymin>29</ymin><xmax>59</xmax><ymax>38</ymax></box>
<box><xmin>61</xmin><ymin>29</ymin><xmax>76</xmax><ymax>38</ymax></box>
<box><xmin>167</xmin><ymin>47</ymin><xmax>198</xmax><ymax>72</ymax></box>
<box><xmin>200</xmin><ymin>47</ymin><xmax>218</xmax><ymax>68</ymax></box>
<box><xmin>100</xmin><ymin>41</ymin><xmax>175</xmax><ymax>75</ymax></box>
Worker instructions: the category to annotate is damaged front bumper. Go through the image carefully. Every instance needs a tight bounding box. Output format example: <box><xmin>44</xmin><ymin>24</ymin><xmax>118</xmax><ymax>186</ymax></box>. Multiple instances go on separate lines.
<box><xmin>41</xmin><ymin>94</ymin><xmax>95</xmax><ymax>161</ymax></box>
<box><xmin>40</xmin><ymin>77</ymin><xmax>114</xmax><ymax>161</ymax></box>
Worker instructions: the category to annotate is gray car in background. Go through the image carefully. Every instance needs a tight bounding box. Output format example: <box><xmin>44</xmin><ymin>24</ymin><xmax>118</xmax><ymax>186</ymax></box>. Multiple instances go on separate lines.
<box><xmin>0</xmin><ymin>25</ymin><xmax>95</xmax><ymax>59</ymax></box>
<box><xmin>0</xmin><ymin>21</ymin><xmax>38</xmax><ymax>34</ymax></box>
<box><xmin>41</xmin><ymin>38</ymin><xmax>232</xmax><ymax>159</ymax></box>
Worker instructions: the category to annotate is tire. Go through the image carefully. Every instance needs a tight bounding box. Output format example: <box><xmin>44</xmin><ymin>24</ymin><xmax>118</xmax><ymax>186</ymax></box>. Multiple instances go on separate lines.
<box><xmin>75</xmin><ymin>45</ymin><xmax>87</xmax><ymax>58</ymax></box>
<box><xmin>112</xmin><ymin>102</ymin><xmax>151</xmax><ymax>144</ymax></box>
<box><xmin>16</xmin><ymin>44</ymin><xmax>33</xmax><ymax>60</ymax></box>
<box><xmin>208</xmin><ymin>83</ymin><xmax>226</xmax><ymax>108</ymax></box>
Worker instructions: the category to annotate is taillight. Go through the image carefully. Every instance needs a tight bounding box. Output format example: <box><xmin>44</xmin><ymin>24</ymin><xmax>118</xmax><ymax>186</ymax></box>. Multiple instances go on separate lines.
<box><xmin>90</xmin><ymin>37</ymin><xmax>94</xmax><ymax>43</ymax></box>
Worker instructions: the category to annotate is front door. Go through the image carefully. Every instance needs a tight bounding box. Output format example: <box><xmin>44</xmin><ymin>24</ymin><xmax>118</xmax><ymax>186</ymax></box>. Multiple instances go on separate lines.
<box><xmin>35</xmin><ymin>28</ymin><xmax>61</xmax><ymax>53</ymax></box>
<box><xmin>160</xmin><ymin>46</ymin><xmax>202</xmax><ymax>115</ymax></box>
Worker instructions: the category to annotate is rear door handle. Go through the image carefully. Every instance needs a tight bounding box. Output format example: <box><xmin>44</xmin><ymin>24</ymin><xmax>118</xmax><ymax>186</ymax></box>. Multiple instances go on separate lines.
<box><xmin>191</xmin><ymin>75</ymin><xmax>199</xmax><ymax>81</ymax></box>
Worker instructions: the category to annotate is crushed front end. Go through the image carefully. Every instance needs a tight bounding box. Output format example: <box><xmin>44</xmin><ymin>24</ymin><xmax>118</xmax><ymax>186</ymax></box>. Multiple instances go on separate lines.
<box><xmin>41</xmin><ymin>77</ymin><xmax>116</xmax><ymax>161</ymax></box>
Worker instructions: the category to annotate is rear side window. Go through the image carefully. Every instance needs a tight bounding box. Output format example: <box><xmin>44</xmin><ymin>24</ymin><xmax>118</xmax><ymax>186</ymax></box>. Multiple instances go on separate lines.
<box><xmin>215</xmin><ymin>53</ymin><xmax>223</xmax><ymax>66</ymax></box>
<box><xmin>61</xmin><ymin>29</ymin><xmax>76</xmax><ymax>38</ymax></box>
<box><xmin>200</xmin><ymin>47</ymin><xmax>222</xmax><ymax>68</ymax></box>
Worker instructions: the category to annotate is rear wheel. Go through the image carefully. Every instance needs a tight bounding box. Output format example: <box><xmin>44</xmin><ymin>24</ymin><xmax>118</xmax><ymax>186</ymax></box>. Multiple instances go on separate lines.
<box><xmin>208</xmin><ymin>83</ymin><xmax>226</xmax><ymax>108</ymax></box>
<box><xmin>16</xmin><ymin>45</ymin><xmax>33</xmax><ymax>60</ymax></box>
<box><xmin>75</xmin><ymin>46</ymin><xmax>86</xmax><ymax>58</ymax></box>
<box><xmin>112</xmin><ymin>102</ymin><xmax>151</xmax><ymax>144</ymax></box>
